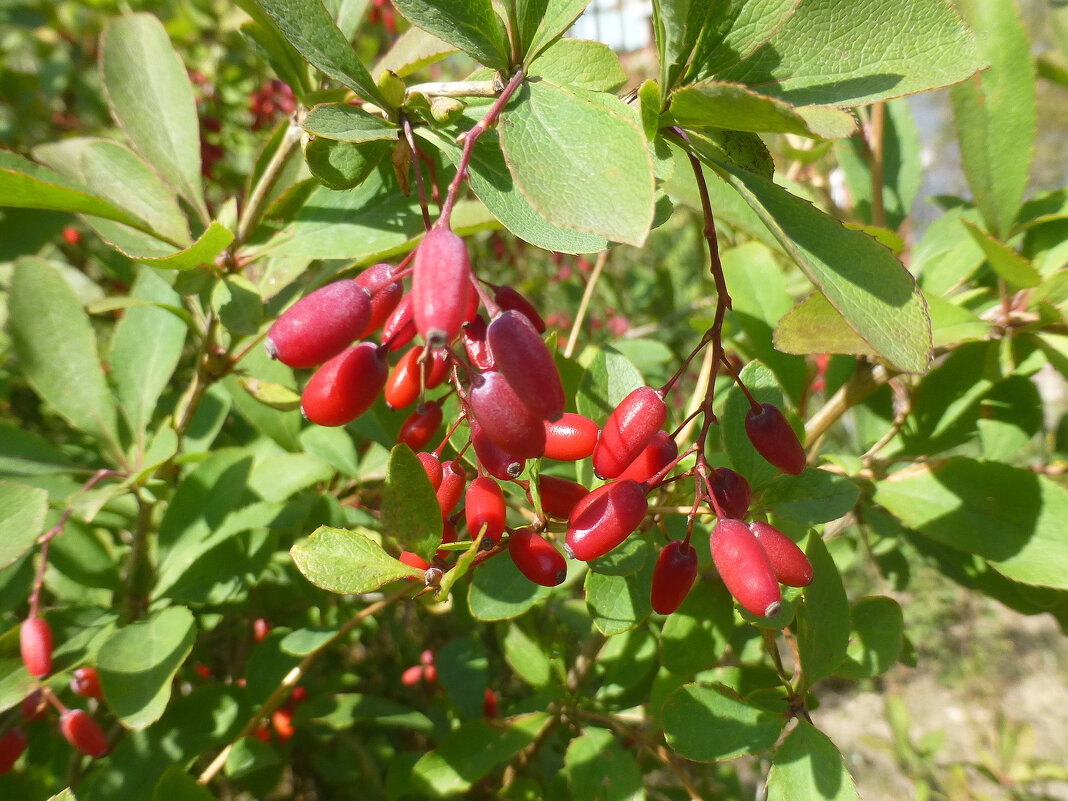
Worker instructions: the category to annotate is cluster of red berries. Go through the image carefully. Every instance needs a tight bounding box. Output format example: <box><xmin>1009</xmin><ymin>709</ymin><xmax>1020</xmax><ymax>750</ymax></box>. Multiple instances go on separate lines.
<box><xmin>367</xmin><ymin>0</ymin><xmax>397</xmax><ymax>33</ymax></box>
<box><xmin>265</xmin><ymin>225</ymin><xmax>814</xmax><ymax>615</ymax></box>
<box><xmin>400</xmin><ymin>650</ymin><xmax>498</xmax><ymax>716</ymax></box>
<box><xmin>250</xmin><ymin>79</ymin><xmax>296</xmax><ymax>131</ymax></box>
<box><xmin>253</xmin><ymin>685</ymin><xmax>307</xmax><ymax>745</ymax></box>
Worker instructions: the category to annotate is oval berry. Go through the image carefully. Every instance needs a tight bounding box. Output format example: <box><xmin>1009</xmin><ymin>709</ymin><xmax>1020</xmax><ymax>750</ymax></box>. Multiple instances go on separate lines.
<box><xmin>400</xmin><ymin>551</ymin><xmax>430</xmax><ymax>574</ymax></box>
<box><xmin>71</xmin><ymin>667</ymin><xmax>103</xmax><ymax>700</ymax></box>
<box><xmin>385</xmin><ymin>347</ymin><xmax>449</xmax><ymax>410</ymax></box>
<box><xmin>494</xmin><ymin>285</ymin><xmax>546</xmax><ymax>332</ymax></box>
<box><xmin>301</xmin><ymin>342</ymin><xmax>388</xmax><ymax>427</ymax></box>
<box><xmin>401</xmin><ymin>664</ymin><xmax>424</xmax><ymax>686</ymax></box>
<box><xmin>462</xmin><ymin>315</ymin><xmax>495</xmax><ymax>371</ymax></box>
<box><xmin>651</xmin><ymin>540</ymin><xmax>699</xmax><ymax>615</ymax></box>
<box><xmin>399</xmin><ymin>401</ymin><xmax>443</xmax><ymax>452</ymax></box>
<box><xmin>483</xmin><ymin>687</ymin><xmax>498</xmax><ymax>718</ymax></box>
<box><xmin>272</xmin><ymin>707</ymin><xmax>295</xmax><ymax>743</ymax></box>
<box><xmin>253</xmin><ymin>618</ymin><xmax>272</xmax><ymax>643</ymax></box>
<box><xmin>417</xmin><ymin>451</ymin><xmax>444</xmax><ymax>490</ymax></box>
<box><xmin>382</xmin><ymin>293</ymin><xmax>416</xmax><ymax>351</ymax></box>
<box><xmin>486</xmin><ymin>311</ymin><xmax>565</xmax><ymax>422</ymax></box>
<box><xmin>543</xmin><ymin>413</ymin><xmax>599</xmax><ymax>461</ymax></box>
<box><xmin>592</xmin><ymin>386</ymin><xmax>668</xmax><ymax>480</ymax></box>
<box><xmin>708</xmin><ymin>467</ymin><xmax>752</xmax><ymax>520</ymax></box>
<box><xmin>0</xmin><ymin>728</ymin><xmax>28</xmax><ymax>775</ymax></box>
<box><xmin>266</xmin><ymin>281</ymin><xmax>371</xmax><ymax>368</ymax></box>
<box><xmin>710</xmin><ymin>519</ymin><xmax>781</xmax><ymax>618</ymax></box>
<box><xmin>744</xmin><ymin>403</ymin><xmax>806</xmax><ymax>475</ymax></box>
<box><xmin>509</xmin><ymin>528</ymin><xmax>567</xmax><ymax>586</ymax></box>
<box><xmin>355</xmin><ymin>262</ymin><xmax>403</xmax><ymax>339</ymax></box>
<box><xmin>20</xmin><ymin>617</ymin><xmax>53</xmax><ymax>678</ymax></box>
<box><xmin>749</xmin><ymin>522</ymin><xmax>813</xmax><ymax>587</ymax></box>
<box><xmin>536</xmin><ymin>475</ymin><xmax>589</xmax><ymax>520</ymax></box>
<box><xmin>617</xmin><ymin>430</ymin><xmax>678</xmax><ymax>484</ymax></box>
<box><xmin>436</xmin><ymin>460</ymin><xmax>467</xmax><ymax>516</ymax></box>
<box><xmin>469</xmin><ymin>416</ymin><xmax>525</xmax><ymax>481</ymax></box>
<box><xmin>60</xmin><ymin>709</ymin><xmax>109</xmax><ymax>758</ymax></box>
<box><xmin>565</xmin><ymin>479</ymin><xmax>648</xmax><ymax>561</ymax></box>
<box><xmin>465</xmin><ymin>477</ymin><xmax>506</xmax><ymax>547</ymax></box>
<box><xmin>468</xmin><ymin>371</ymin><xmax>546</xmax><ymax>459</ymax></box>
<box><xmin>412</xmin><ymin>228</ymin><xmax>471</xmax><ymax>346</ymax></box>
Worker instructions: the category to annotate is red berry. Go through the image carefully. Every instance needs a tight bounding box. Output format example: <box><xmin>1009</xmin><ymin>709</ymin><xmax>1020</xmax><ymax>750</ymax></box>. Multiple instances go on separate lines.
<box><xmin>266</xmin><ymin>281</ymin><xmax>372</xmax><ymax>369</ymax></box>
<box><xmin>749</xmin><ymin>522</ymin><xmax>813</xmax><ymax>587</ymax></box>
<box><xmin>509</xmin><ymin>528</ymin><xmax>567</xmax><ymax>586</ymax></box>
<box><xmin>592</xmin><ymin>387</ymin><xmax>668</xmax><ymax>479</ymax></box>
<box><xmin>400</xmin><ymin>551</ymin><xmax>430</xmax><ymax>574</ymax></box>
<box><xmin>253</xmin><ymin>724</ymin><xmax>272</xmax><ymax>743</ymax></box>
<box><xmin>355</xmin><ymin>263</ymin><xmax>403</xmax><ymax>338</ymax></box>
<box><xmin>20</xmin><ymin>617</ymin><xmax>53</xmax><ymax>678</ymax></box>
<box><xmin>486</xmin><ymin>311</ymin><xmax>565</xmax><ymax>422</ymax></box>
<box><xmin>710</xmin><ymin>519</ymin><xmax>781</xmax><ymax>617</ymax></box>
<box><xmin>744</xmin><ymin>403</ymin><xmax>806</xmax><ymax>475</ymax></box>
<box><xmin>401</xmin><ymin>664</ymin><xmax>424</xmax><ymax>686</ymax></box>
<box><xmin>70</xmin><ymin>667</ymin><xmax>103</xmax><ymax>700</ymax></box>
<box><xmin>565</xmin><ymin>479</ymin><xmax>648</xmax><ymax>561</ymax></box>
<box><xmin>272</xmin><ymin>707</ymin><xmax>296</xmax><ymax>743</ymax></box>
<box><xmin>483</xmin><ymin>687</ymin><xmax>499</xmax><ymax>718</ymax></box>
<box><xmin>435</xmin><ymin>518</ymin><xmax>458</xmax><ymax>561</ymax></box>
<box><xmin>708</xmin><ymin>467</ymin><xmax>752</xmax><ymax>520</ymax></box>
<box><xmin>650</xmin><ymin>540</ymin><xmax>699</xmax><ymax>615</ymax></box>
<box><xmin>543</xmin><ymin>413</ymin><xmax>599</xmax><ymax>461</ymax></box>
<box><xmin>301</xmin><ymin>342</ymin><xmax>388</xmax><ymax>427</ymax></box>
<box><xmin>424</xmin><ymin>663</ymin><xmax>437</xmax><ymax>683</ymax></box>
<box><xmin>253</xmin><ymin>618</ymin><xmax>272</xmax><ymax>643</ymax></box>
<box><xmin>412</xmin><ymin>228</ymin><xmax>472</xmax><ymax>346</ymax></box>
<box><xmin>420</xmin><ymin>649</ymin><xmax>435</xmax><ymax>666</ymax></box>
<box><xmin>0</xmin><ymin>728</ymin><xmax>28</xmax><ymax>775</ymax></box>
<box><xmin>385</xmin><ymin>347</ymin><xmax>448</xmax><ymax>410</ymax></box>
<box><xmin>290</xmin><ymin>686</ymin><xmax>307</xmax><ymax>704</ymax></box>
<box><xmin>21</xmin><ymin>690</ymin><xmax>46</xmax><ymax>722</ymax></box>
<box><xmin>436</xmin><ymin>460</ymin><xmax>467</xmax><ymax>516</ymax></box>
<box><xmin>494</xmin><ymin>285</ymin><xmax>546</xmax><ymax>332</ymax></box>
<box><xmin>194</xmin><ymin>663</ymin><xmax>212</xmax><ymax>679</ymax></box>
<box><xmin>469</xmin><ymin>416</ymin><xmax>525</xmax><ymax>481</ymax></box>
<box><xmin>60</xmin><ymin>709</ymin><xmax>109</xmax><ymax>758</ymax></box>
<box><xmin>468</xmin><ymin>371</ymin><xmax>546</xmax><ymax>458</ymax></box>
<box><xmin>61</xmin><ymin>226</ymin><xmax>81</xmax><ymax>246</ymax></box>
<box><xmin>382</xmin><ymin>293</ymin><xmax>417</xmax><ymax>351</ymax></box>
<box><xmin>465</xmin><ymin>477</ymin><xmax>506</xmax><ymax>547</ymax></box>
<box><xmin>399</xmin><ymin>401</ymin><xmax>443</xmax><ymax>451</ymax></box>
<box><xmin>617</xmin><ymin>429</ymin><xmax>678</xmax><ymax>484</ymax></box>
<box><xmin>536</xmin><ymin>475</ymin><xmax>589</xmax><ymax>519</ymax></box>
<box><xmin>462</xmin><ymin>315</ymin><xmax>495</xmax><ymax>371</ymax></box>
<box><xmin>417</xmin><ymin>451</ymin><xmax>444</xmax><ymax>490</ymax></box>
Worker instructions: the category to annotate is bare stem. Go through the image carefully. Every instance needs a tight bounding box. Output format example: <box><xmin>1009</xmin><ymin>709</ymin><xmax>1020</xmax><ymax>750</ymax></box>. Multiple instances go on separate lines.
<box><xmin>564</xmin><ymin>249</ymin><xmax>609</xmax><ymax>358</ymax></box>
<box><xmin>402</xmin><ymin>115</ymin><xmax>431</xmax><ymax>230</ymax></box>
<box><xmin>236</xmin><ymin>119</ymin><xmax>303</xmax><ymax>246</ymax></box>
<box><xmin>868</xmin><ymin>103</ymin><xmax>887</xmax><ymax>229</ymax></box>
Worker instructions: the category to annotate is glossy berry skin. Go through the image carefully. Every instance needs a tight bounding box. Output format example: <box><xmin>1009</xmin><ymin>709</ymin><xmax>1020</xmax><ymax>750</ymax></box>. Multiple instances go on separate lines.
<box><xmin>266</xmin><ymin>281</ymin><xmax>371</xmax><ymax>369</ymax></box>
<box><xmin>20</xmin><ymin>617</ymin><xmax>53</xmax><ymax>678</ymax></box>
<box><xmin>412</xmin><ymin>228</ymin><xmax>472</xmax><ymax>346</ymax></box>
<box><xmin>750</xmin><ymin>522</ymin><xmax>813</xmax><ymax>587</ymax></box>
<box><xmin>494</xmin><ymin>285</ymin><xmax>546</xmax><ymax>332</ymax></box>
<box><xmin>436</xmin><ymin>460</ymin><xmax>467</xmax><ymax>516</ymax></box>
<box><xmin>744</xmin><ymin>403</ymin><xmax>806</xmax><ymax>475</ymax></box>
<box><xmin>400</xmin><ymin>551</ymin><xmax>430</xmax><ymax>574</ymax></box>
<box><xmin>651</xmin><ymin>540</ymin><xmax>699</xmax><ymax>615</ymax></box>
<box><xmin>399</xmin><ymin>402</ymin><xmax>443</xmax><ymax>452</ymax></box>
<box><xmin>710</xmin><ymin>519</ymin><xmax>781</xmax><ymax>618</ymax></box>
<box><xmin>253</xmin><ymin>617</ymin><xmax>272</xmax><ymax>643</ymax></box>
<box><xmin>468</xmin><ymin>371</ymin><xmax>546</xmax><ymax>458</ymax></box>
<box><xmin>708</xmin><ymin>467</ymin><xmax>752</xmax><ymax>520</ymax></box>
<box><xmin>592</xmin><ymin>386</ymin><xmax>668</xmax><ymax>479</ymax></box>
<box><xmin>509</xmin><ymin>528</ymin><xmax>567</xmax><ymax>586</ymax></box>
<box><xmin>60</xmin><ymin>709</ymin><xmax>109</xmax><ymax>758</ymax></box>
<box><xmin>543</xmin><ymin>414</ymin><xmax>599</xmax><ymax>461</ymax></box>
<box><xmin>565</xmin><ymin>479</ymin><xmax>648</xmax><ymax>561</ymax></box>
<box><xmin>0</xmin><ymin>728</ymin><xmax>28</xmax><ymax>775</ymax></box>
<box><xmin>301</xmin><ymin>342</ymin><xmax>387</xmax><ymax>427</ymax></box>
<box><xmin>469</xmin><ymin>416</ymin><xmax>525</xmax><ymax>481</ymax></box>
<box><xmin>417</xmin><ymin>451</ymin><xmax>444</xmax><ymax>490</ymax></box>
<box><xmin>71</xmin><ymin>667</ymin><xmax>103</xmax><ymax>700</ymax></box>
<box><xmin>462</xmin><ymin>315</ymin><xmax>495</xmax><ymax>371</ymax></box>
<box><xmin>385</xmin><ymin>347</ymin><xmax>448</xmax><ymax>410</ymax></box>
<box><xmin>536</xmin><ymin>475</ymin><xmax>589</xmax><ymax>520</ymax></box>
<box><xmin>486</xmin><ymin>311</ymin><xmax>565</xmax><ymax>422</ymax></box>
<box><xmin>355</xmin><ymin>263</ymin><xmax>403</xmax><ymax>339</ymax></box>
<box><xmin>401</xmin><ymin>664</ymin><xmax>424</xmax><ymax>686</ymax></box>
<box><xmin>618</xmin><ymin>430</ymin><xmax>678</xmax><ymax>484</ymax></box>
<box><xmin>382</xmin><ymin>293</ymin><xmax>417</xmax><ymax>351</ymax></box>
<box><xmin>465</xmin><ymin>477</ymin><xmax>506</xmax><ymax>547</ymax></box>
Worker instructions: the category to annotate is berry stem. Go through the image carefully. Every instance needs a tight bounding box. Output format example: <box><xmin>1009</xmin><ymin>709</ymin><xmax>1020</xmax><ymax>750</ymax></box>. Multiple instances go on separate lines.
<box><xmin>719</xmin><ymin>352</ymin><xmax>759</xmax><ymax>410</ymax></box>
<box><xmin>401</xmin><ymin>115</ymin><xmax>432</xmax><ymax>231</ymax></box>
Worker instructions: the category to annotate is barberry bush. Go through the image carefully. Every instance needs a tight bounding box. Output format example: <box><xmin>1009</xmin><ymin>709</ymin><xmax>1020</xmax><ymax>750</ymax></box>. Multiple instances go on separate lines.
<box><xmin>1</xmin><ymin>0</ymin><xmax>1067</xmax><ymax>799</ymax></box>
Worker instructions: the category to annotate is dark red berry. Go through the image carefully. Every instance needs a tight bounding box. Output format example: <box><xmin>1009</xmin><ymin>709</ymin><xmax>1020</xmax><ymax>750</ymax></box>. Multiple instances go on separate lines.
<box><xmin>465</xmin><ymin>477</ymin><xmax>506</xmax><ymax>547</ymax></box>
<box><xmin>744</xmin><ymin>403</ymin><xmax>806</xmax><ymax>475</ymax></box>
<box><xmin>21</xmin><ymin>690</ymin><xmax>46</xmax><ymax>722</ymax></box>
<box><xmin>617</xmin><ymin>429</ymin><xmax>678</xmax><ymax>484</ymax></box>
<box><xmin>60</xmin><ymin>709</ymin><xmax>109</xmax><ymax>758</ymax></box>
<box><xmin>253</xmin><ymin>724</ymin><xmax>272</xmax><ymax>743</ymax></box>
<box><xmin>399</xmin><ymin>401</ymin><xmax>443</xmax><ymax>451</ymax></box>
<box><xmin>385</xmin><ymin>347</ymin><xmax>448</xmax><ymax>410</ymax></box>
<box><xmin>493</xmin><ymin>285</ymin><xmax>546</xmax><ymax>332</ymax></box>
<box><xmin>436</xmin><ymin>518</ymin><xmax>458</xmax><ymax>560</ymax></box>
<box><xmin>70</xmin><ymin>667</ymin><xmax>103</xmax><ymax>700</ymax></box>
<box><xmin>543</xmin><ymin>413</ymin><xmax>599</xmax><ymax>461</ymax></box>
<box><xmin>382</xmin><ymin>293</ymin><xmax>417</xmax><ymax>351</ymax></box>
<box><xmin>749</xmin><ymin>522</ymin><xmax>813</xmax><ymax>587</ymax></box>
<box><xmin>436</xmin><ymin>460</ymin><xmax>467</xmax><ymax>516</ymax></box>
<box><xmin>462</xmin><ymin>315</ymin><xmax>495</xmax><ymax>371</ymax></box>
<box><xmin>290</xmin><ymin>686</ymin><xmax>307</xmax><ymax>704</ymax></box>
<box><xmin>469</xmin><ymin>415</ymin><xmax>525</xmax><ymax>481</ymax></box>
<box><xmin>483</xmin><ymin>688</ymin><xmax>499</xmax><ymax>718</ymax></box>
<box><xmin>592</xmin><ymin>387</ymin><xmax>668</xmax><ymax>479</ymax></box>
<box><xmin>253</xmin><ymin>618</ymin><xmax>272</xmax><ymax>643</ymax></box>
<box><xmin>509</xmin><ymin>528</ymin><xmax>567</xmax><ymax>586</ymax></box>
<box><xmin>412</xmin><ymin>228</ymin><xmax>472</xmax><ymax>346</ymax></box>
<box><xmin>266</xmin><ymin>281</ymin><xmax>372</xmax><ymax>369</ymax></box>
<box><xmin>708</xmin><ymin>467</ymin><xmax>752</xmax><ymax>520</ymax></box>
<box><xmin>417</xmin><ymin>451</ymin><xmax>444</xmax><ymax>490</ymax></box>
<box><xmin>710</xmin><ymin>519</ymin><xmax>781</xmax><ymax>617</ymax></box>
<box><xmin>355</xmin><ymin>263</ymin><xmax>403</xmax><ymax>338</ymax></box>
<box><xmin>0</xmin><ymin>728</ymin><xmax>28</xmax><ymax>775</ymax></box>
<box><xmin>468</xmin><ymin>371</ymin><xmax>546</xmax><ymax>458</ymax></box>
<box><xmin>650</xmin><ymin>540</ymin><xmax>699</xmax><ymax>615</ymax></box>
<box><xmin>486</xmin><ymin>311</ymin><xmax>565</xmax><ymax>422</ymax></box>
<box><xmin>536</xmin><ymin>475</ymin><xmax>589</xmax><ymax>519</ymax></box>
<box><xmin>565</xmin><ymin>479</ymin><xmax>648</xmax><ymax>561</ymax></box>
<box><xmin>301</xmin><ymin>342</ymin><xmax>388</xmax><ymax>427</ymax></box>
<box><xmin>20</xmin><ymin>618</ymin><xmax>53</xmax><ymax>678</ymax></box>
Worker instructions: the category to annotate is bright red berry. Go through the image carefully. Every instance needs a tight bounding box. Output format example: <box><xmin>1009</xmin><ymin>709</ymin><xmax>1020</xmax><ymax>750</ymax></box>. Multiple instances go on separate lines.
<box><xmin>266</xmin><ymin>281</ymin><xmax>372</xmax><ymax>369</ymax></box>
<box><xmin>543</xmin><ymin>414</ymin><xmax>599</xmax><ymax>461</ymax></box>
<box><xmin>509</xmin><ymin>528</ymin><xmax>567</xmax><ymax>586</ymax></box>
<box><xmin>253</xmin><ymin>618</ymin><xmax>272</xmax><ymax>643</ymax></box>
<box><xmin>417</xmin><ymin>451</ymin><xmax>444</xmax><ymax>490</ymax></box>
<box><xmin>462</xmin><ymin>315</ymin><xmax>495</xmax><ymax>370</ymax></box>
<box><xmin>355</xmin><ymin>263</ymin><xmax>403</xmax><ymax>339</ymax></box>
<box><xmin>401</xmin><ymin>664</ymin><xmax>424</xmax><ymax>686</ymax></box>
<box><xmin>385</xmin><ymin>347</ymin><xmax>449</xmax><ymax>410</ymax></box>
<box><xmin>382</xmin><ymin>293</ymin><xmax>417</xmax><ymax>351</ymax></box>
<box><xmin>486</xmin><ymin>311</ymin><xmax>565</xmax><ymax>422</ymax></box>
<box><xmin>301</xmin><ymin>342</ymin><xmax>388</xmax><ymax>427</ymax></box>
<box><xmin>565</xmin><ymin>479</ymin><xmax>648</xmax><ymax>561</ymax></box>
<box><xmin>20</xmin><ymin>617</ymin><xmax>53</xmax><ymax>678</ymax></box>
<box><xmin>468</xmin><ymin>371</ymin><xmax>546</xmax><ymax>458</ymax></box>
<box><xmin>650</xmin><ymin>540</ymin><xmax>699</xmax><ymax>615</ymax></box>
<box><xmin>194</xmin><ymin>663</ymin><xmax>212</xmax><ymax>679</ymax></box>
<box><xmin>494</xmin><ymin>285</ymin><xmax>546</xmax><ymax>333</ymax></box>
<box><xmin>436</xmin><ymin>460</ymin><xmax>467</xmax><ymax>516</ymax></box>
<box><xmin>420</xmin><ymin>649</ymin><xmax>435</xmax><ymax>666</ymax></box>
<box><xmin>710</xmin><ymin>519</ymin><xmax>781</xmax><ymax>618</ymax></box>
<box><xmin>749</xmin><ymin>522</ymin><xmax>813</xmax><ymax>587</ymax></box>
<box><xmin>483</xmin><ymin>688</ymin><xmax>499</xmax><ymax>718</ymax></box>
<box><xmin>465</xmin><ymin>477</ymin><xmax>506</xmax><ymax>547</ymax></box>
<box><xmin>399</xmin><ymin>401</ymin><xmax>443</xmax><ymax>451</ymax></box>
<box><xmin>400</xmin><ymin>551</ymin><xmax>430</xmax><ymax>574</ymax></box>
<box><xmin>617</xmin><ymin>429</ymin><xmax>678</xmax><ymax>484</ymax></box>
<box><xmin>424</xmin><ymin>663</ymin><xmax>438</xmax><ymax>683</ymax></box>
<box><xmin>708</xmin><ymin>467</ymin><xmax>752</xmax><ymax>519</ymax></box>
<box><xmin>70</xmin><ymin>667</ymin><xmax>103</xmax><ymax>700</ymax></box>
<box><xmin>253</xmin><ymin>724</ymin><xmax>272</xmax><ymax>743</ymax></box>
<box><xmin>592</xmin><ymin>387</ymin><xmax>668</xmax><ymax>479</ymax></box>
<box><xmin>412</xmin><ymin>228</ymin><xmax>472</xmax><ymax>347</ymax></box>
<box><xmin>61</xmin><ymin>226</ymin><xmax>81</xmax><ymax>246</ymax></box>
<box><xmin>272</xmin><ymin>707</ymin><xmax>296</xmax><ymax>743</ymax></box>
<box><xmin>436</xmin><ymin>518</ymin><xmax>458</xmax><ymax>560</ymax></box>
<box><xmin>469</xmin><ymin>416</ymin><xmax>525</xmax><ymax>481</ymax></box>
<box><xmin>60</xmin><ymin>709</ymin><xmax>109</xmax><ymax>758</ymax></box>
<box><xmin>0</xmin><ymin>728</ymin><xmax>28</xmax><ymax>775</ymax></box>
<box><xmin>536</xmin><ymin>475</ymin><xmax>589</xmax><ymax>519</ymax></box>
<box><xmin>744</xmin><ymin>403</ymin><xmax>806</xmax><ymax>475</ymax></box>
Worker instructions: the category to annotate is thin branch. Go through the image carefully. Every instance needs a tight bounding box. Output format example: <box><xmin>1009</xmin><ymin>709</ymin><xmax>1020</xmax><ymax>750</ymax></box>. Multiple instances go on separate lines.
<box><xmin>236</xmin><ymin>119</ymin><xmax>303</xmax><ymax>246</ymax></box>
<box><xmin>564</xmin><ymin>249</ymin><xmax>609</xmax><ymax>358</ymax></box>
<box><xmin>402</xmin><ymin>115</ymin><xmax>431</xmax><ymax>230</ymax></box>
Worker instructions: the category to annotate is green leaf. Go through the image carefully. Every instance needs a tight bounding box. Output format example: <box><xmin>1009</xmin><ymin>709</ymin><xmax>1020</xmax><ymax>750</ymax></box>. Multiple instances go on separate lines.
<box><xmin>97</xmin><ymin>606</ymin><xmax>197</xmax><ymax>730</ymax></box>
<box><xmin>291</xmin><ymin>526</ymin><xmax>422</xmax><ymax>593</ymax></box>
<box><xmin>436</xmin><ymin>636</ymin><xmax>488</xmax><ymax>719</ymax></box>
<box><xmin>874</xmin><ymin>457</ymin><xmax>1068</xmax><ymax>590</ymax></box>
<box><xmin>224</xmin><ymin>738</ymin><xmax>281</xmax><ymax>781</ymax></box>
<box><xmin>768</xmin><ymin>721</ymin><xmax>859</xmax><ymax>801</ymax></box>
<box><xmin>0</xmin><ymin>482</ymin><xmax>48</xmax><ymax>569</ymax></box>
<box><xmin>256</xmin><ymin>0</ymin><xmax>387</xmax><ymax>106</ymax></box>
<box><xmin>212</xmin><ymin>274</ymin><xmax>263</xmax><ymax>337</ymax></box>
<box><xmin>468</xmin><ymin>553</ymin><xmax>551</xmax><ymax>620</ymax></box>
<box><xmin>566</xmin><ymin>727</ymin><xmax>646</xmax><ymax>801</ymax></box>
<box><xmin>717</xmin><ymin>0</ymin><xmax>985</xmax><ymax>107</ymax></box>
<box><xmin>299</xmin><ymin>426</ymin><xmax>360</xmax><ymax>477</ymax></box>
<box><xmin>48</xmin><ymin>792</ymin><xmax>77</xmax><ymax>801</ymax></box>
<box><xmin>100</xmin><ymin>14</ymin><xmax>206</xmax><ymax>219</ymax></box>
<box><xmin>710</xmin><ymin>158</ymin><xmax>932</xmax><ymax>373</ymax></box>
<box><xmin>913</xmin><ymin>207</ymin><xmax>987</xmax><ymax>296</ymax></box>
<box><xmin>528</xmin><ymin>38</ymin><xmax>626</xmax><ymax>93</ymax></box>
<box><xmin>926</xmin><ymin>295</ymin><xmax>989</xmax><ymax>349</ymax></box>
<box><xmin>687</xmin><ymin>0</ymin><xmax>799</xmax><ymax>81</ymax></box>
<box><xmin>961</xmin><ymin>219</ymin><xmax>1041</xmax><ymax>288</ymax></box>
<box><xmin>513</xmin><ymin>0</ymin><xmax>548</xmax><ymax>61</ymax></box>
<box><xmin>248</xmin><ymin>452</ymin><xmax>333</xmax><ymax>502</ymax></box>
<box><xmin>305</xmin><ymin>137</ymin><xmax>393</xmax><ymax>190</ymax></box>
<box><xmin>662</xmin><ymin>683</ymin><xmax>785</xmax><ymax>761</ymax></box>
<box><xmin>10</xmin><ymin>257</ymin><xmax>118</xmax><ymax>445</ymax></box>
<box><xmin>774</xmin><ymin>292</ymin><xmax>883</xmax><ymax>360</ymax></box>
<box><xmin>297</xmin><ymin>692</ymin><xmax>434</xmax><ymax>732</ymax></box>
<box><xmin>302</xmin><ymin>103</ymin><xmax>400</xmax><ymax>142</ymax></box>
<box><xmin>760</xmin><ymin>470</ymin><xmax>859</xmax><ymax>526</ymax></box>
<box><xmin>502</xmin><ymin>623</ymin><xmax>552</xmax><ymax>688</ymax></box>
<box><xmin>950</xmin><ymin>0</ymin><xmax>1035</xmax><ymax>239</ymax></box>
<box><xmin>83</xmin><ymin>218</ymin><xmax>234</xmax><ymax>271</ymax></box>
<box><xmin>280</xmin><ymin>626</ymin><xmax>339</xmax><ymax>655</ymax></box>
<box><xmin>835</xmin><ymin>596</ymin><xmax>903</xmax><ymax>680</ymax></box>
<box><xmin>576</xmin><ymin>347</ymin><xmax>644</xmax><ymax>422</ymax></box>
<box><xmin>153</xmin><ymin>767</ymin><xmax>215</xmax><ymax>801</ymax></box>
<box><xmin>652</xmin><ymin>0</ymin><xmax>713</xmax><ymax>91</ymax></box>
<box><xmin>796</xmin><ymin>533</ymin><xmax>850</xmax><ymax>687</ymax></box>
<box><xmin>978</xmin><ymin>376</ymin><xmax>1043</xmax><ymax>462</ymax></box>
<box><xmin>659</xmin><ymin>580</ymin><xmax>734</xmax><ymax>675</ymax></box>
<box><xmin>374</xmin><ymin>26</ymin><xmax>459</xmax><ymax>78</ymax></box>
<box><xmin>382</xmin><ymin>444</ymin><xmax>443</xmax><ymax>562</ymax></box>
<box><xmin>524</xmin><ymin>0</ymin><xmax>591</xmax><ymax>65</ymax></box>
<box><xmin>390</xmin><ymin>0</ymin><xmax>510</xmax><ymax>69</ymax></box>
<box><xmin>224</xmin><ymin>347</ymin><xmax>301</xmax><ymax>452</ymax></box>
<box><xmin>585</xmin><ymin>549</ymin><xmax>655</xmax><ymax>636</ymax></box>
<box><xmin>499</xmin><ymin>82</ymin><xmax>655</xmax><ymax>247</ymax></box>
<box><xmin>722</xmin><ymin>362</ymin><xmax>791</xmax><ymax>491</ymax></box>
<box><xmin>589</xmin><ymin>535</ymin><xmax>648</xmax><ymax>577</ymax></box>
